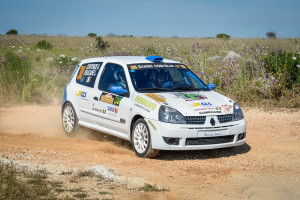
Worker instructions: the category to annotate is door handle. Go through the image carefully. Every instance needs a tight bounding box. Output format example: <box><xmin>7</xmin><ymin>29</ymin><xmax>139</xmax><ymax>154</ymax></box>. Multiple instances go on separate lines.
<box><xmin>93</xmin><ymin>97</ymin><xmax>98</xmax><ymax>101</ymax></box>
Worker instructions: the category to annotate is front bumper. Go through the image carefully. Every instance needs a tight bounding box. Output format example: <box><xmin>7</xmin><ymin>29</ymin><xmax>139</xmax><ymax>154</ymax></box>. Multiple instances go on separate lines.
<box><xmin>146</xmin><ymin>116</ymin><xmax>246</xmax><ymax>150</ymax></box>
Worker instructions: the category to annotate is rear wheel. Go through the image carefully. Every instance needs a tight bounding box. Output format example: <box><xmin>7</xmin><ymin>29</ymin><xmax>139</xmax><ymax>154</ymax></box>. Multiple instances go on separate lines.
<box><xmin>62</xmin><ymin>102</ymin><xmax>78</xmax><ymax>137</ymax></box>
<box><xmin>132</xmin><ymin>119</ymin><xmax>159</xmax><ymax>158</ymax></box>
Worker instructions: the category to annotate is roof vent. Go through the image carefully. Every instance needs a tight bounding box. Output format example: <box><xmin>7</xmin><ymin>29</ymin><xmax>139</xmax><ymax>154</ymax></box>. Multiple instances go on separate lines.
<box><xmin>146</xmin><ymin>56</ymin><xmax>163</xmax><ymax>63</ymax></box>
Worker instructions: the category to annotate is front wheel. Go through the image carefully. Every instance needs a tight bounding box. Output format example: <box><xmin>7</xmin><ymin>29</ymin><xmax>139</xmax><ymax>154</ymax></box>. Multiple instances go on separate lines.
<box><xmin>132</xmin><ymin>119</ymin><xmax>159</xmax><ymax>158</ymax></box>
<box><xmin>62</xmin><ymin>102</ymin><xmax>79</xmax><ymax>137</ymax></box>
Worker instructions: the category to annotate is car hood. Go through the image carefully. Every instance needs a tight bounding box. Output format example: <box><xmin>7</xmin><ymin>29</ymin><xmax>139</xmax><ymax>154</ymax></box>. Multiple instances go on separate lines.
<box><xmin>141</xmin><ymin>91</ymin><xmax>234</xmax><ymax>116</ymax></box>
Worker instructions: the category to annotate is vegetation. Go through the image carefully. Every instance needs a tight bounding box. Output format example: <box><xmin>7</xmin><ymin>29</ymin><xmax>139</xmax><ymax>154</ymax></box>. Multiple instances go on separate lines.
<box><xmin>216</xmin><ymin>33</ymin><xmax>230</xmax><ymax>39</ymax></box>
<box><xmin>95</xmin><ymin>36</ymin><xmax>110</xmax><ymax>51</ymax></box>
<box><xmin>36</xmin><ymin>40</ymin><xmax>52</xmax><ymax>50</ymax></box>
<box><xmin>266</xmin><ymin>31</ymin><xmax>277</xmax><ymax>39</ymax></box>
<box><xmin>6</xmin><ymin>29</ymin><xmax>18</xmax><ymax>35</ymax></box>
<box><xmin>0</xmin><ymin>162</ymin><xmax>55</xmax><ymax>199</ymax></box>
<box><xmin>87</xmin><ymin>33</ymin><xmax>97</xmax><ymax>38</ymax></box>
<box><xmin>0</xmin><ymin>35</ymin><xmax>299</xmax><ymax>107</ymax></box>
<box><xmin>139</xmin><ymin>183</ymin><xmax>168</xmax><ymax>192</ymax></box>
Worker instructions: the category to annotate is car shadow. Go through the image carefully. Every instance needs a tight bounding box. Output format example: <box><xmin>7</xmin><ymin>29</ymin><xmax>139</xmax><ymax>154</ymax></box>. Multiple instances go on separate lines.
<box><xmin>156</xmin><ymin>143</ymin><xmax>251</xmax><ymax>161</ymax></box>
<box><xmin>76</xmin><ymin>128</ymin><xmax>132</xmax><ymax>150</ymax></box>
<box><xmin>77</xmin><ymin>128</ymin><xmax>251</xmax><ymax>160</ymax></box>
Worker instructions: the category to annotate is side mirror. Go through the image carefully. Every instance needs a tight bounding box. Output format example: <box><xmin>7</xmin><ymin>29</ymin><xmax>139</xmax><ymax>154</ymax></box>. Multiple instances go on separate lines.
<box><xmin>208</xmin><ymin>83</ymin><xmax>216</xmax><ymax>90</ymax></box>
<box><xmin>110</xmin><ymin>85</ymin><xmax>128</xmax><ymax>96</ymax></box>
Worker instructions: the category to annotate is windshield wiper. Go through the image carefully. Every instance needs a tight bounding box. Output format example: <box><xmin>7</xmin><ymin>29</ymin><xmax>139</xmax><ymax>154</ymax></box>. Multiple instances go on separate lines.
<box><xmin>173</xmin><ymin>86</ymin><xmax>200</xmax><ymax>91</ymax></box>
<box><xmin>138</xmin><ymin>88</ymin><xmax>171</xmax><ymax>92</ymax></box>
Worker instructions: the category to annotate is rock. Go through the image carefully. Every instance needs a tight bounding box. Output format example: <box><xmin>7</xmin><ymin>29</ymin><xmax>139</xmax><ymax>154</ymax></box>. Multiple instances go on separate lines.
<box><xmin>208</xmin><ymin>56</ymin><xmax>222</xmax><ymax>61</ymax></box>
<box><xmin>88</xmin><ymin>165</ymin><xmax>119</xmax><ymax>181</ymax></box>
<box><xmin>2</xmin><ymin>158</ymin><xmax>12</xmax><ymax>164</ymax></box>
<box><xmin>224</xmin><ymin>51</ymin><xmax>241</xmax><ymax>60</ymax></box>
<box><xmin>46</xmin><ymin>57</ymin><xmax>54</xmax><ymax>62</ymax></box>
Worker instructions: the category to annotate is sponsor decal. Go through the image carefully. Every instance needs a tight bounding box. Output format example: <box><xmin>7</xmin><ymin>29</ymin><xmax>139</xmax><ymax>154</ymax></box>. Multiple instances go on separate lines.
<box><xmin>107</xmin><ymin>106</ymin><xmax>115</xmax><ymax>112</ymax></box>
<box><xmin>135</xmin><ymin>95</ymin><xmax>157</xmax><ymax>110</ymax></box>
<box><xmin>92</xmin><ymin>107</ymin><xmax>106</xmax><ymax>114</ymax></box>
<box><xmin>130</xmin><ymin>65</ymin><xmax>138</xmax><ymax>69</ymax></box>
<box><xmin>174</xmin><ymin>93</ymin><xmax>208</xmax><ymax>101</ymax></box>
<box><xmin>100</xmin><ymin>92</ymin><xmax>123</xmax><ymax>106</ymax></box>
<box><xmin>148</xmin><ymin>120</ymin><xmax>157</xmax><ymax>130</ymax></box>
<box><xmin>194</xmin><ymin>107</ymin><xmax>215</xmax><ymax>111</ymax></box>
<box><xmin>215</xmin><ymin>106</ymin><xmax>222</xmax><ymax>110</ymax></box>
<box><xmin>145</xmin><ymin>93</ymin><xmax>166</xmax><ymax>103</ymax></box>
<box><xmin>199</xmin><ymin>110</ymin><xmax>222</xmax><ymax>114</ymax></box>
<box><xmin>77</xmin><ymin>65</ymin><xmax>86</xmax><ymax>80</ymax></box>
<box><xmin>77</xmin><ymin>63</ymin><xmax>101</xmax><ymax>84</ymax></box>
<box><xmin>107</xmin><ymin>106</ymin><xmax>118</xmax><ymax>114</ymax></box>
<box><xmin>114</xmin><ymin>96</ymin><xmax>122</xmax><ymax>106</ymax></box>
<box><xmin>83</xmin><ymin>63</ymin><xmax>101</xmax><ymax>76</ymax></box>
<box><xmin>76</xmin><ymin>91</ymin><xmax>87</xmax><ymax>98</ymax></box>
<box><xmin>221</xmin><ymin>104</ymin><xmax>233</xmax><ymax>114</ymax></box>
<box><xmin>134</xmin><ymin>103</ymin><xmax>150</xmax><ymax>113</ymax></box>
<box><xmin>189</xmin><ymin>102</ymin><xmax>213</xmax><ymax>107</ymax></box>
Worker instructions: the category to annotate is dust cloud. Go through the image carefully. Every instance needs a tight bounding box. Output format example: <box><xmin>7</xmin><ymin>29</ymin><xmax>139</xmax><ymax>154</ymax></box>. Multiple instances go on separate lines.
<box><xmin>0</xmin><ymin>105</ymin><xmax>132</xmax><ymax>153</ymax></box>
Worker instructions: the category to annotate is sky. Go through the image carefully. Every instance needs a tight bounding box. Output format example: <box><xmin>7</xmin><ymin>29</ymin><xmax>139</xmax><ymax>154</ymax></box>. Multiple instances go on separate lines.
<box><xmin>0</xmin><ymin>0</ymin><xmax>299</xmax><ymax>38</ymax></box>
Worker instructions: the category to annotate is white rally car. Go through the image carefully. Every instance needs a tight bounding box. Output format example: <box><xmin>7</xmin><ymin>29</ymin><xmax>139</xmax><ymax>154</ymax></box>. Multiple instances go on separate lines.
<box><xmin>62</xmin><ymin>56</ymin><xmax>246</xmax><ymax>158</ymax></box>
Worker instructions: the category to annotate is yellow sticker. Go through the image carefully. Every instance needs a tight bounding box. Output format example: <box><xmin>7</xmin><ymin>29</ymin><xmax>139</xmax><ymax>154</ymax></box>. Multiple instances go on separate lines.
<box><xmin>145</xmin><ymin>93</ymin><xmax>166</xmax><ymax>103</ymax></box>
<box><xmin>148</xmin><ymin>120</ymin><xmax>156</xmax><ymax>130</ymax></box>
<box><xmin>130</xmin><ymin>65</ymin><xmax>138</xmax><ymax>69</ymax></box>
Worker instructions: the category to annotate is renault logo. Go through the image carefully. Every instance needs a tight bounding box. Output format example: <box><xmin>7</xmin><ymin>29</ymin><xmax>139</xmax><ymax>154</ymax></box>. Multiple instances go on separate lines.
<box><xmin>210</xmin><ymin>118</ymin><xmax>215</xmax><ymax>126</ymax></box>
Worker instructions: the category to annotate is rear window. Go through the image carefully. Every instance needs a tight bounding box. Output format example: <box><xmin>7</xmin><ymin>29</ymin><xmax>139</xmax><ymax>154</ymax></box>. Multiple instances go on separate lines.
<box><xmin>76</xmin><ymin>62</ymin><xmax>103</xmax><ymax>87</ymax></box>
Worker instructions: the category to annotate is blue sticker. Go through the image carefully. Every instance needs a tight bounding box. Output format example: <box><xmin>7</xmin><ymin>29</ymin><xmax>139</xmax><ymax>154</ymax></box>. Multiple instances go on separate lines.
<box><xmin>130</xmin><ymin>69</ymin><xmax>135</xmax><ymax>72</ymax></box>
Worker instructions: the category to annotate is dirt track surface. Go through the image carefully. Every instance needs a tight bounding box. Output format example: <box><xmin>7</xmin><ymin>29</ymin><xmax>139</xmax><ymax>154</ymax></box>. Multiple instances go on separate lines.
<box><xmin>0</xmin><ymin>105</ymin><xmax>300</xmax><ymax>199</ymax></box>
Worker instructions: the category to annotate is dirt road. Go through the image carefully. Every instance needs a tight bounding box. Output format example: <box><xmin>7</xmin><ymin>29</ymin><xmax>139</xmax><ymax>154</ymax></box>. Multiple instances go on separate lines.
<box><xmin>0</xmin><ymin>105</ymin><xmax>300</xmax><ymax>199</ymax></box>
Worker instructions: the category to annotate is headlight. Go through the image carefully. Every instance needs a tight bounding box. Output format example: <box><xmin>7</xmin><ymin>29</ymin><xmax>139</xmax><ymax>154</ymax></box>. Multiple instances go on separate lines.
<box><xmin>159</xmin><ymin>106</ymin><xmax>187</xmax><ymax>124</ymax></box>
<box><xmin>233</xmin><ymin>102</ymin><xmax>244</xmax><ymax>121</ymax></box>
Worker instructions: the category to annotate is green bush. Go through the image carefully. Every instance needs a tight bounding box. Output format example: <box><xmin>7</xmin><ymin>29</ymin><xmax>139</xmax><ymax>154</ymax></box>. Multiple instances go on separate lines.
<box><xmin>216</xmin><ymin>33</ymin><xmax>230</xmax><ymax>39</ymax></box>
<box><xmin>95</xmin><ymin>36</ymin><xmax>110</xmax><ymax>51</ymax></box>
<box><xmin>6</xmin><ymin>29</ymin><xmax>18</xmax><ymax>35</ymax></box>
<box><xmin>88</xmin><ymin>33</ymin><xmax>97</xmax><ymax>38</ymax></box>
<box><xmin>36</xmin><ymin>40</ymin><xmax>52</xmax><ymax>50</ymax></box>
<box><xmin>266</xmin><ymin>31</ymin><xmax>277</xmax><ymax>39</ymax></box>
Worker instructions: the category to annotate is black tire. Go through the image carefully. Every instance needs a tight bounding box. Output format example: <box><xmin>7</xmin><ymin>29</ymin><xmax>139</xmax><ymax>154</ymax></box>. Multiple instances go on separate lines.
<box><xmin>132</xmin><ymin>119</ymin><xmax>159</xmax><ymax>158</ymax></box>
<box><xmin>62</xmin><ymin>102</ymin><xmax>79</xmax><ymax>137</ymax></box>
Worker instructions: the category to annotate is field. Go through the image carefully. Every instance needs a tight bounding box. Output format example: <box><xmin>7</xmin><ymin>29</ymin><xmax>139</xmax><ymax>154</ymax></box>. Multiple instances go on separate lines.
<box><xmin>0</xmin><ymin>35</ymin><xmax>300</xmax><ymax>199</ymax></box>
<box><xmin>0</xmin><ymin>35</ymin><xmax>299</xmax><ymax>107</ymax></box>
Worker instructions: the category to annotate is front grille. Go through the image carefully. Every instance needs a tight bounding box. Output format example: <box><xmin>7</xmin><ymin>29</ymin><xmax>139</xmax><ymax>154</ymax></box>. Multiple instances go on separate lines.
<box><xmin>186</xmin><ymin>135</ymin><xmax>234</xmax><ymax>145</ymax></box>
<box><xmin>185</xmin><ymin>116</ymin><xmax>206</xmax><ymax>125</ymax></box>
<box><xmin>217</xmin><ymin>114</ymin><xmax>233</xmax><ymax>123</ymax></box>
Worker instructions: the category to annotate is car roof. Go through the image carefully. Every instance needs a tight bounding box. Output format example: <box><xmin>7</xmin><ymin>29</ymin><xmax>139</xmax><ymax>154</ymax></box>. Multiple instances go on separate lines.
<box><xmin>80</xmin><ymin>56</ymin><xmax>180</xmax><ymax>65</ymax></box>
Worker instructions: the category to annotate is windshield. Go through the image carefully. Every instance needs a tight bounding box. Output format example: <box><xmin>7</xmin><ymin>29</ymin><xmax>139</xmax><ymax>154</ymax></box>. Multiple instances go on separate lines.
<box><xmin>128</xmin><ymin>63</ymin><xmax>210</xmax><ymax>92</ymax></box>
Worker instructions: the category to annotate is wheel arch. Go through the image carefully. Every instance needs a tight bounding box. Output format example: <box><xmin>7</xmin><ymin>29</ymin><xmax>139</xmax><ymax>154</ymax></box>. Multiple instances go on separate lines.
<box><xmin>130</xmin><ymin>114</ymin><xmax>144</xmax><ymax>141</ymax></box>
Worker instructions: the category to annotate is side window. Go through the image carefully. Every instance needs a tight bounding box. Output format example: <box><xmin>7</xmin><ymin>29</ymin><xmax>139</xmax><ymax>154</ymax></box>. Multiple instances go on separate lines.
<box><xmin>98</xmin><ymin>63</ymin><xmax>128</xmax><ymax>93</ymax></box>
<box><xmin>76</xmin><ymin>62</ymin><xmax>102</xmax><ymax>88</ymax></box>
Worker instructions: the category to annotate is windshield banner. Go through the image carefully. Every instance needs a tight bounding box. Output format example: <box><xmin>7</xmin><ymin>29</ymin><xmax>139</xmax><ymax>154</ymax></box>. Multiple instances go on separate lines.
<box><xmin>129</xmin><ymin>64</ymin><xmax>187</xmax><ymax>70</ymax></box>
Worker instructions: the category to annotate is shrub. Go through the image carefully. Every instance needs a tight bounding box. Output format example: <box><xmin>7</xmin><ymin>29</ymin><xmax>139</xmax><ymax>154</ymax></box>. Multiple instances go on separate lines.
<box><xmin>0</xmin><ymin>51</ymin><xmax>32</xmax><ymax>101</ymax></box>
<box><xmin>36</xmin><ymin>40</ymin><xmax>52</xmax><ymax>50</ymax></box>
<box><xmin>216</xmin><ymin>33</ymin><xmax>230</xmax><ymax>39</ymax></box>
<box><xmin>6</xmin><ymin>29</ymin><xmax>18</xmax><ymax>35</ymax></box>
<box><xmin>95</xmin><ymin>36</ymin><xmax>110</xmax><ymax>51</ymax></box>
<box><xmin>264</xmin><ymin>50</ymin><xmax>300</xmax><ymax>87</ymax></box>
<box><xmin>88</xmin><ymin>33</ymin><xmax>97</xmax><ymax>38</ymax></box>
<box><xmin>51</xmin><ymin>55</ymin><xmax>79</xmax><ymax>70</ymax></box>
<box><xmin>266</xmin><ymin>31</ymin><xmax>276</xmax><ymax>39</ymax></box>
